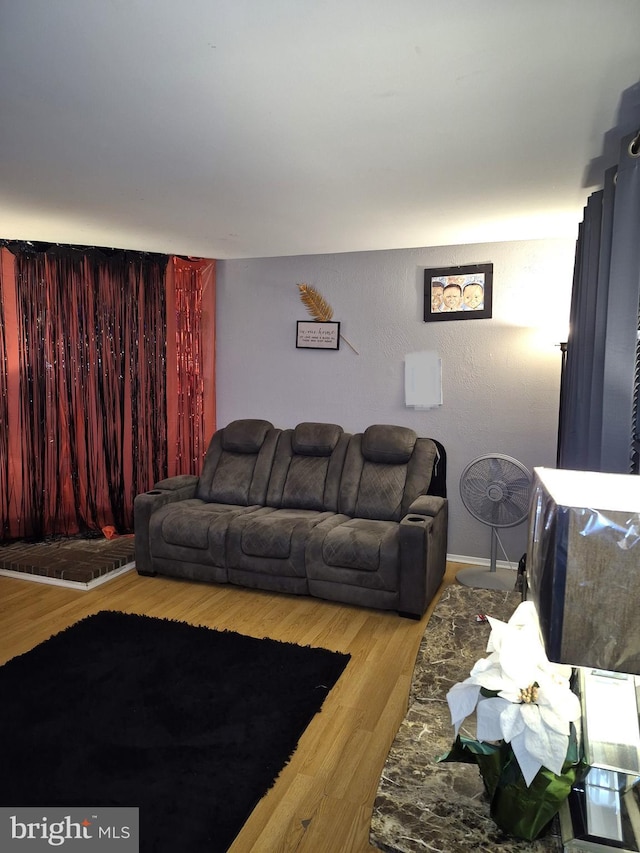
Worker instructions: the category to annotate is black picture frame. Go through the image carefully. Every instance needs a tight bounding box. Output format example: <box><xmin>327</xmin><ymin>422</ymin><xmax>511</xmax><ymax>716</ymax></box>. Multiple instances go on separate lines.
<box><xmin>296</xmin><ymin>320</ymin><xmax>341</xmax><ymax>350</ymax></box>
<box><xmin>423</xmin><ymin>263</ymin><xmax>493</xmax><ymax>322</ymax></box>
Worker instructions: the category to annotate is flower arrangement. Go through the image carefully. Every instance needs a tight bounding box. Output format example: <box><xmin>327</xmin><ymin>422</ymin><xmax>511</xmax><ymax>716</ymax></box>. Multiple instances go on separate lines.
<box><xmin>440</xmin><ymin>600</ymin><xmax>585</xmax><ymax>840</ymax></box>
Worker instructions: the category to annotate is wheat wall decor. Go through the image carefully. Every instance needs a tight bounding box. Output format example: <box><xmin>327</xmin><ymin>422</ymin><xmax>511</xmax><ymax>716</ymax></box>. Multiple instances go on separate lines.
<box><xmin>298</xmin><ymin>283</ymin><xmax>334</xmax><ymax>322</ymax></box>
<box><xmin>297</xmin><ymin>284</ymin><xmax>359</xmax><ymax>354</ymax></box>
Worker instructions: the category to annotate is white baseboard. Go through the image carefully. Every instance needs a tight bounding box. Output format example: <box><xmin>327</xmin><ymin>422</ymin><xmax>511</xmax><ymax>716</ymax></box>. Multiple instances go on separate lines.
<box><xmin>0</xmin><ymin>561</ymin><xmax>135</xmax><ymax>591</ymax></box>
<box><xmin>447</xmin><ymin>553</ymin><xmax>517</xmax><ymax>571</ymax></box>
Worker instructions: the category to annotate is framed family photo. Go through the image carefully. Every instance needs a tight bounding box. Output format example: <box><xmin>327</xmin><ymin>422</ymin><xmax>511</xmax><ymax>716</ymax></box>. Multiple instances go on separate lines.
<box><xmin>423</xmin><ymin>263</ymin><xmax>493</xmax><ymax>322</ymax></box>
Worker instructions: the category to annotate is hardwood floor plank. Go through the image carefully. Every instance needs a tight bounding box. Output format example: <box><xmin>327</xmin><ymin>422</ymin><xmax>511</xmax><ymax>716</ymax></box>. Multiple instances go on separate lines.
<box><xmin>298</xmin><ymin>798</ymin><xmax>373</xmax><ymax>853</ymax></box>
<box><xmin>0</xmin><ymin>565</ymin><xmax>460</xmax><ymax>851</ymax></box>
<box><xmin>231</xmin><ymin>772</ymin><xmax>318</xmax><ymax>853</ymax></box>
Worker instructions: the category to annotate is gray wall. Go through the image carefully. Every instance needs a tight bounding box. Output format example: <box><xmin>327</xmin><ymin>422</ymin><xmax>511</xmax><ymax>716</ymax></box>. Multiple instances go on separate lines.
<box><xmin>216</xmin><ymin>238</ymin><xmax>575</xmax><ymax>563</ymax></box>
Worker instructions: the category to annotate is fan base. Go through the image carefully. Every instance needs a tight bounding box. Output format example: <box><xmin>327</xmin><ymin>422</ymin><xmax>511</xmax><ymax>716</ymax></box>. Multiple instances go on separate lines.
<box><xmin>455</xmin><ymin>566</ymin><xmax>518</xmax><ymax>591</ymax></box>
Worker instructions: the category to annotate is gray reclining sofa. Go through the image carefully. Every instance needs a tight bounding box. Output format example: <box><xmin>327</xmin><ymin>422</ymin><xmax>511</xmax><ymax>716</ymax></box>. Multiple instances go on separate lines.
<box><xmin>134</xmin><ymin>419</ymin><xmax>448</xmax><ymax>618</ymax></box>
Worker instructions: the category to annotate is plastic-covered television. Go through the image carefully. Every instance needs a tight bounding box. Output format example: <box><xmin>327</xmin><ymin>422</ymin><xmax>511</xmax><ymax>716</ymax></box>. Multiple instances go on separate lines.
<box><xmin>525</xmin><ymin>467</ymin><xmax>640</xmax><ymax>676</ymax></box>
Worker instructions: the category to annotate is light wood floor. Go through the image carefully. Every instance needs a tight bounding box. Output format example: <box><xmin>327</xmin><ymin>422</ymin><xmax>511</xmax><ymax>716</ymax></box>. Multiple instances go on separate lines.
<box><xmin>0</xmin><ymin>562</ymin><xmax>462</xmax><ymax>852</ymax></box>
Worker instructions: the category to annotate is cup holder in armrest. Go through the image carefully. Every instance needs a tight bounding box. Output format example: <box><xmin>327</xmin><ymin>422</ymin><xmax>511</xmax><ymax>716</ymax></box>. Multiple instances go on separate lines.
<box><xmin>406</xmin><ymin>515</ymin><xmax>425</xmax><ymax>523</ymax></box>
<box><xmin>146</xmin><ymin>489</ymin><xmax>163</xmax><ymax>495</ymax></box>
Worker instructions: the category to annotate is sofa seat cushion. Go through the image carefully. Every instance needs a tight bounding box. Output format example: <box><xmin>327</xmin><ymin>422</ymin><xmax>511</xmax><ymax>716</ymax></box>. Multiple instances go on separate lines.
<box><xmin>227</xmin><ymin>507</ymin><xmax>335</xmax><ymax>577</ymax></box>
<box><xmin>241</xmin><ymin>508</ymin><xmax>326</xmax><ymax>559</ymax></box>
<box><xmin>149</xmin><ymin>500</ymin><xmax>261</xmax><ymax>567</ymax></box>
<box><xmin>321</xmin><ymin>518</ymin><xmax>398</xmax><ymax>571</ymax></box>
<box><xmin>306</xmin><ymin>515</ymin><xmax>400</xmax><ymax>592</ymax></box>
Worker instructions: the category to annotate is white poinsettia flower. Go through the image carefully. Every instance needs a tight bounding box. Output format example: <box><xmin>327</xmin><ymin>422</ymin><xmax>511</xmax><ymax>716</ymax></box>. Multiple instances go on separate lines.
<box><xmin>469</xmin><ymin>655</ymin><xmax>513</xmax><ymax>693</ymax></box>
<box><xmin>445</xmin><ymin>601</ymin><xmax>581</xmax><ymax>787</ymax></box>
<box><xmin>536</xmin><ymin>678</ymin><xmax>581</xmax><ymax>733</ymax></box>
<box><xmin>447</xmin><ymin>680</ymin><xmax>482</xmax><ymax>733</ymax></box>
<box><xmin>477</xmin><ymin>696</ymin><xmax>515</xmax><ymax>741</ymax></box>
<box><xmin>498</xmin><ymin>701</ymin><xmax>526</xmax><ymax>742</ymax></box>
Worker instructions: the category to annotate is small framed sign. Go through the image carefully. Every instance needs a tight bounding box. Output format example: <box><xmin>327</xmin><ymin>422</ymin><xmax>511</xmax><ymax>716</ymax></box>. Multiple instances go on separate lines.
<box><xmin>424</xmin><ymin>263</ymin><xmax>493</xmax><ymax>322</ymax></box>
<box><xmin>296</xmin><ymin>321</ymin><xmax>341</xmax><ymax>350</ymax></box>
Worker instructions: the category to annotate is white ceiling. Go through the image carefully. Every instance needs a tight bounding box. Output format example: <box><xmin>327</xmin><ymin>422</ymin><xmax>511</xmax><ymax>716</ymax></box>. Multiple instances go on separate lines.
<box><xmin>1</xmin><ymin>0</ymin><xmax>639</xmax><ymax>260</ymax></box>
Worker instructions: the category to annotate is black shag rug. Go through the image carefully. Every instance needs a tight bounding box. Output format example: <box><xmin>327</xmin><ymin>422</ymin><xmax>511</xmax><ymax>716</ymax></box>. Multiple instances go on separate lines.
<box><xmin>0</xmin><ymin>610</ymin><xmax>350</xmax><ymax>852</ymax></box>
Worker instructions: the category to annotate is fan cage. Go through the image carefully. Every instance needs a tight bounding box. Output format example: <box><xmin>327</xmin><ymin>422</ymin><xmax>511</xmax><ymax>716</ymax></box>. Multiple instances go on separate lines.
<box><xmin>459</xmin><ymin>453</ymin><xmax>532</xmax><ymax>528</ymax></box>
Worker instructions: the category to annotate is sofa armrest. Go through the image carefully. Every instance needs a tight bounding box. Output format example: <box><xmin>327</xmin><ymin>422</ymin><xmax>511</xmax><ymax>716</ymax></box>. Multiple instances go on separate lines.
<box><xmin>134</xmin><ymin>476</ymin><xmax>199</xmax><ymax>575</ymax></box>
<box><xmin>407</xmin><ymin>494</ymin><xmax>446</xmax><ymax>518</ymax></box>
<box><xmin>152</xmin><ymin>474</ymin><xmax>199</xmax><ymax>492</ymax></box>
<box><xmin>398</xmin><ymin>498</ymin><xmax>448</xmax><ymax>618</ymax></box>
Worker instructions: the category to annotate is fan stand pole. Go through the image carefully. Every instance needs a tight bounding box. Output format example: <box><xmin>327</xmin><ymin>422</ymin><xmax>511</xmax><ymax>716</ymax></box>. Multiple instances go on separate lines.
<box><xmin>455</xmin><ymin>528</ymin><xmax>518</xmax><ymax>591</ymax></box>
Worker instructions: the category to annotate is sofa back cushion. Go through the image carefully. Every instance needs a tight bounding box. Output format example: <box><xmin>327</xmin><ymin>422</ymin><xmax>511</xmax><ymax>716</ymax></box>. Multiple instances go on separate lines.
<box><xmin>266</xmin><ymin>422</ymin><xmax>350</xmax><ymax>511</ymax></box>
<box><xmin>196</xmin><ymin>419</ymin><xmax>279</xmax><ymax>505</ymax></box>
<box><xmin>339</xmin><ymin>425</ymin><xmax>438</xmax><ymax>521</ymax></box>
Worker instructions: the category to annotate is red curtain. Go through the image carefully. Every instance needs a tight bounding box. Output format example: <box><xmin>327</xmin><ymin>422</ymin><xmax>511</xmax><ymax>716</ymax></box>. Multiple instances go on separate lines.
<box><xmin>0</xmin><ymin>244</ymin><xmax>215</xmax><ymax>540</ymax></box>
<box><xmin>166</xmin><ymin>257</ymin><xmax>216</xmax><ymax>477</ymax></box>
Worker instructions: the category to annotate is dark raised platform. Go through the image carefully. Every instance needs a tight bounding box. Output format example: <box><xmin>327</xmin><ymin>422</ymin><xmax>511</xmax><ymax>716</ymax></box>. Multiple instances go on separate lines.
<box><xmin>370</xmin><ymin>583</ymin><xmax>563</xmax><ymax>852</ymax></box>
<box><xmin>0</xmin><ymin>535</ymin><xmax>135</xmax><ymax>586</ymax></box>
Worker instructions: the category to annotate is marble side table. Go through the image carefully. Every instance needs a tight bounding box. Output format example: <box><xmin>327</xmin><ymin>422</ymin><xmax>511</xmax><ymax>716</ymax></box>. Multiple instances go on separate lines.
<box><xmin>369</xmin><ymin>584</ymin><xmax>563</xmax><ymax>853</ymax></box>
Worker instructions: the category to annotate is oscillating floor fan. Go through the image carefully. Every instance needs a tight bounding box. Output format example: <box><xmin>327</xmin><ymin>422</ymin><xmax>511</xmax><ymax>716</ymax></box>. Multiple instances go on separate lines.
<box><xmin>457</xmin><ymin>453</ymin><xmax>532</xmax><ymax>590</ymax></box>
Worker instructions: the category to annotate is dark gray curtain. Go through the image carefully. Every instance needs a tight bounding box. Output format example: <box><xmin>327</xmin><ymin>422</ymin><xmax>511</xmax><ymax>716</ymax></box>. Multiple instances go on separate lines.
<box><xmin>558</xmin><ymin>129</ymin><xmax>640</xmax><ymax>473</ymax></box>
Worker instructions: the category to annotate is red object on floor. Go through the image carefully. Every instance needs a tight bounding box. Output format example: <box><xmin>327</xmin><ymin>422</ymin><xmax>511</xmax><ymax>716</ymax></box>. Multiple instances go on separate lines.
<box><xmin>102</xmin><ymin>526</ymin><xmax>134</xmax><ymax>540</ymax></box>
